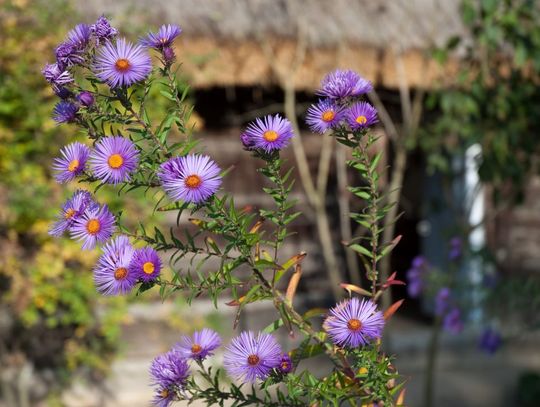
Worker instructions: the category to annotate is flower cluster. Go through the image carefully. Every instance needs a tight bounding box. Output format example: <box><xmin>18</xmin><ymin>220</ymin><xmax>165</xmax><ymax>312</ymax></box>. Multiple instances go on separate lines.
<box><xmin>47</xmin><ymin>20</ymin><xmax>225</xmax><ymax>297</ymax></box>
<box><xmin>150</xmin><ymin>329</ymin><xmax>292</xmax><ymax>406</ymax></box>
<box><xmin>305</xmin><ymin>69</ymin><xmax>377</xmax><ymax>135</ymax></box>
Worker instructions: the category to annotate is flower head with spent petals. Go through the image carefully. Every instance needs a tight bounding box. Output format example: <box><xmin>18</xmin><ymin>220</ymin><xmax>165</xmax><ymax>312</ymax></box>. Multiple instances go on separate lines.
<box><xmin>150</xmin><ymin>349</ymin><xmax>190</xmax><ymax>390</ymax></box>
<box><xmin>306</xmin><ymin>99</ymin><xmax>344</xmax><ymax>134</ymax></box>
<box><xmin>175</xmin><ymin>328</ymin><xmax>221</xmax><ymax>361</ymax></box>
<box><xmin>49</xmin><ymin>190</ymin><xmax>95</xmax><ymax>237</ymax></box>
<box><xmin>90</xmin><ymin>16</ymin><xmax>118</xmax><ymax>44</ymax></box>
<box><xmin>70</xmin><ymin>203</ymin><xmax>115</xmax><ymax>250</ymax></box>
<box><xmin>324</xmin><ymin>297</ymin><xmax>384</xmax><ymax>348</ymax></box>
<box><xmin>241</xmin><ymin>114</ymin><xmax>294</xmax><ymax>152</ymax></box>
<box><xmin>224</xmin><ymin>331</ymin><xmax>282</xmax><ymax>383</ymax></box>
<box><xmin>42</xmin><ymin>63</ymin><xmax>73</xmax><ymax>91</ymax></box>
<box><xmin>52</xmin><ymin>142</ymin><xmax>90</xmax><ymax>183</ymax></box>
<box><xmin>90</xmin><ymin>136</ymin><xmax>140</xmax><ymax>184</ymax></box>
<box><xmin>317</xmin><ymin>69</ymin><xmax>373</xmax><ymax>99</ymax></box>
<box><xmin>93</xmin><ymin>38</ymin><xmax>152</xmax><ymax>88</ymax></box>
<box><xmin>94</xmin><ymin>235</ymin><xmax>137</xmax><ymax>295</ymax></box>
<box><xmin>158</xmin><ymin>155</ymin><xmax>222</xmax><ymax>204</ymax></box>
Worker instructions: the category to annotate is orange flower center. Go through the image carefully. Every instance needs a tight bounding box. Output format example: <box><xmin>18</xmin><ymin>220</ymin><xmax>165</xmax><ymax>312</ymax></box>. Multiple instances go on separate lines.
<box><xmin>115</xmin><ymin>58</ymin><xmax>130</xmax><ymax>72</ymax></box>
<box><xmin>143</xmin><ymin>261</ymin><xmax>155</xmax><ymax>275</ymax></box>
<box><xmin>86</xmin><ymin>219</ymin><xmax>101</xmax><ymax>235</ymax></box>
<box><xmin>247</xmin><ymin>354</ymin><xmax>260</xmax><ymax>366</ymax></box>
<box><xmin>64</xmin><ymin>208</ymin><xmax>76</xmax><ymax>219</ymax></box>
<box><xmin>263</xmin><ymin>130</ymin><xmax>279</xmax><ymax>142</ymax></box>
<box><xmin>114</xmin><ymin>267</ymin><xmax>128</xmax><ymax>280</ymax></box>
<box><xmin>281</xmin><ymin>361</ymin><xmax>290</xmax><ymax>370</ymax></box>
<box><xmin>185</xmin><ymin>174</ymin><xmax>201</xmax><ymax>188</ymax></box>
<box><xmin>68</xmin><ymin>159</ymin><xmax>80</xmax><ymax>172</ymax></box>
<box><xmin>355</xmin><ymin>115</ymin><xmax>367</xmax><ymax>125</ymax></box>
<box><xmin>322</xmin><ymin>110</ymin><xmax>335</xmax><ymax>122</ymax></box>
<box><xmin>191</xmin><ymin>344</ymin><xmax>202</xmax><ymax>354</ymax></box>
<box><xmin>159</xmin><ymin>389</ymin><xmax>169</xmax><ymax>399</ymax></box>
<box><xmin>347</xmin><ymin>318</ymin><xmax>362</xmax><ymax>331</ymax></box>
<box><xmin>108</xmin><ymin>153</ymin><xmax>124</xmax><ymax>169</ymax></box>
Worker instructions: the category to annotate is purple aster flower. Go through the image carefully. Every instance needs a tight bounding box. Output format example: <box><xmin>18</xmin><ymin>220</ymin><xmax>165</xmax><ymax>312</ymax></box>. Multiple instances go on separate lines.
<box><xmin>140</xmin><ymin>24</ymin><xmax>182</xmax><ymax>49</ymax></box>
<box><xmin>435</xmin><ymin>287</ymin><xmax>451</xmax><ymax>316</ymax></box>
<box><xmin>158</xmin><ymin>155</ymin><xmax>222</xmax><ymax>204</ymax></box>
<box><xmin>241</xmin><ymin>114</ymin><xmax>294</xmax><ymax>152</ymax></box>
<box><xmin>150</xmin><ymin>349</ymin><xmax>190</xmax><ymax>390</ymax></box>
<box><xmin>175</xmin><ymin>328</ymin><xmax>222</xmax><ymax>361</ymax></box>
<box><xmin>49</xmin><ymin>190</ymin><xmax>94</xmax><ymax>237</ymax></box>
<box><xmin>479</xmin><ymin>328</ymin><xmax>502</xmax><ymax>354</ymax></box>
<box><xmin>152</xmin><ymin>388</ymin><xmax>175</xmax><ymax>407</ymax></box>
<box><xmin>449</xmin><ymin>236</ymin><xmax>463</xmax><ymax>261</ymax></box>
<box><xmin>224</xmin><ymin>331</ymin><xmax>282</xmax><ymax>383</ymax></box>
<box><xmin>70</xmin><ymin>203</ymin><xmax>115</xmax><ymax>250</ymax></box>
<box><xmin>94</xmin><ymin>235</ymin><xmax>137</xmax><ymax>295</ymax></box>
<box><xmin>305</xmin><ymin>99</ymin><xmax>345</xmax><ymax>134</ymax></box>
<box><xmin>93</xmin><ymin>38</ymin><xmax>152</xmax><ymax>88</ymax></box>
<box><xmin>53</xmin><ymin>101</ymin><xmax>79</xmax><ymax>124</ymax></box>
<box><xmin>90</xmin><ymin>15</ymin><xmax>118</xmax><ymax>44</ymax></box>
<box><xmin>77</xmin><ymin>91</ymin><xmax>95</xmax><ymax>107</ymax></box>
<box><xmin>412</xmin><ymin>255</ymin><xmax>427</xmax><ymax>269</ymax></box>
<box><xmin>89</xmin><ymin>136</ymin><xmax>140</xmax><ymax>184</ymax></box>
<box><xmin>67</xmin><ymin>23</ymin><xmax>92</xmax><ymax>50</ymax></box>
<box><xmin>443</xmin><ymin>307</ymin><xmax>463</xmax><ymax>334</ymax></box>
<box><xmin>42</xmin><ymin>63</ymin><xmax>73</xmax><ymax>90</ymax></box>
<box><xmin>278</xmin><ymin>353</ymin><xmax>293</xmax><ymax>374</ymax></box>
<box><xmin>317</xmin><ymin>69</ymin><xmax>373</xmax><ymax>99</ymax></box>
<box><xmin>406</xmin><ymin>268</ymin><xmax>422</xmax><ymax>298</ymax></box>
<box><xmin>324</xmin><ymin>297</ymin><xmax>384</xmax><ymax>348</ymax></box>
<box><xmin>55</xmin><ymin>41</ymin><xmax>84</xmax><ymax>69</ymax></box>
<box><xmin>129</xmin><ymin>246</ymin><xmax>162</xmax><ymax>282</ymax></box>
<box><xmin>52</xmin><ymin>142</ymin><xmax>90</xmax><ymax>183</ymax></box>
<box><xmin>346</xmin><ymin>102</ymin><xmax>378</xmax><ymax>131</ymax></box>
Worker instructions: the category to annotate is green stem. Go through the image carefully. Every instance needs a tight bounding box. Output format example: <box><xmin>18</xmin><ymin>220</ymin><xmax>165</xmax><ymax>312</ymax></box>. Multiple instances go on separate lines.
<box><xmin>424</xmin><ymin>318</ymin><xmax>442</xmax><ymax>407</ymax></box>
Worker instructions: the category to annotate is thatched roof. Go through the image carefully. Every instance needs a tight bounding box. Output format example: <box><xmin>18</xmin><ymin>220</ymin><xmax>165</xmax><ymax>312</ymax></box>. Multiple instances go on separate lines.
<box><xmin>76</xmin><ymin>0</ymin><xmax>466</xmax><ymax>89</ymax></box>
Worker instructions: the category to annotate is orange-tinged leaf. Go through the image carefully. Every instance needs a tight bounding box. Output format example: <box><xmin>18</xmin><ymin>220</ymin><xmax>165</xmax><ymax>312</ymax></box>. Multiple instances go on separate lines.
<box><xmin>396</xmin><ymin>388</ymin><xmax>406</xmax><ymax>405</ymax></box>
<box><xmin>285</xmin><ymin>264</ymin><xmax>302</xmax><ymax>304</ymax></box>
<box><xmin>340</xmin><ymin>283</ymin><xmax>372</xmax><ymax>297</ymax></box>
<box><xmin>249</xmin><ymin>218</ymin><xmax>265</xmax><ymax>233</ymax></box>
<box><xmin>225</xmin><ymin>296</ymin><xmax>245</xmax><ymax>306</ymax></box>
<box><xmin>384</xmin><ymin>299</ymin><xmax>404</xmax><ymax>320</ymax></box>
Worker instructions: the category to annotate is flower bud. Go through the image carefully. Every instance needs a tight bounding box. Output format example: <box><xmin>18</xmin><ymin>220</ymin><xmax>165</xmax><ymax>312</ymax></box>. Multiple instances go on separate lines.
<box><xmin>77</xmin><ymin>91</ymin><xmax>94</xmax><ymax>107</ymax></box>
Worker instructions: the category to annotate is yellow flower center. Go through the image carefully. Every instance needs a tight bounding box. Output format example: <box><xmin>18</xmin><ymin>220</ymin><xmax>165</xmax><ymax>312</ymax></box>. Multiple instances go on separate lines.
<box><xmin>355</xmin><ymin>115</ymin><xmax>367</xmax><ymax>125</ymax></box>
<box><xmin>143</xmin><ymin>261</ymin><xmax>155</xmax><ymax>275</ymax></box>
<box><xmin>247</xmin><ymin>354</ymin><xmax>260</xmax><ymax>366</ymax></box>
<box><xmin>86</xmin><ymin>219</ymin><xmax>101</xmax><ymax>235</ymax></box>
<box><xmin>114</xmin><ymin>267</ymin><xmax>128</xmax><ymax>280</ymax></box>
<box><xmin>185</xmin><ymin>174</ymin><xmax>201</xmax><ymax>188</ymax></box>
<box><xmin>263</xmin><ymin>130</ymin><xmax>279</xmax><ymax>142</ymax></box>
<box><xmin>322</xmin><ymin>110</ymin><xmax>335</xmax><ymax>122</ymax></box>
<box><xmin>191</xmin><ymin>344</ymin><xmax>202</xmax><ymax>354</ymax></box>
<box><xmin>347</xmin><ymin>318</ymin><xmax>362</xmax><ymax>331</ymax></box>
<box><xmin>115</xmin><ymin>58</ymin><xmax>130</xmax><ymax>72</ymax></box>
<box><xmin>281</xmin><ymin>361</ymin><xmax>290</xmax><ymax>370</ymax></box>
<box><xmin>64</xmin><ymin>208</ymin><xmax>76</xmax><ymax>219</ymax></box>
<box><xmin>68</xmin><ymin>159</ymin><xmax>80</xmax><ymax>172</ymax></box>
<box><xmin>108</xmin><ymin>153</ymin><xmax>124</xmax><ymax>169</ymax></box>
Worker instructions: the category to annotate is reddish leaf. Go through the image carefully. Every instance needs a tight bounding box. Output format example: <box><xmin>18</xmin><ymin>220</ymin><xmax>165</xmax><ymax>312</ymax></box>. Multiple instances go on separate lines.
<box><xmin>384</xmin><ymin>299</ymin><xmax>404</xmax><ymax>320</ymax></box>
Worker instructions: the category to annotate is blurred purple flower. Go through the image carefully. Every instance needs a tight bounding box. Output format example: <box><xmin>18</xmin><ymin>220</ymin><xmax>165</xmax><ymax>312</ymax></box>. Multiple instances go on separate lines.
<box><xmin>479</xmin><ymin>328</ymin><xmax>502</xmax><ymax>354</ymax></box>
<box><xmin>140</xmin><ymin>24</ymin><xmax>182</xmax><ymax>49</ymax></box>
<box><xmin>449</xmin><ymin>236</ymin><xmax>463</xmax><ymax>261</ymax></box>
<box><xmin>443</xmin><ymin>308</ymin><xmax>463</xmax><ymax>334</ymax></box>
<box><xmin>435</xmin><ymin>287</ymin><xmax>451</xmax><ymax>316</ymax></box>
<box><xmin>406</xmin><ymin>255</ymin><xmax>428</xmax><ymax>298</ymax></box>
